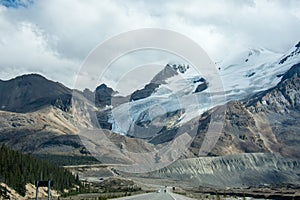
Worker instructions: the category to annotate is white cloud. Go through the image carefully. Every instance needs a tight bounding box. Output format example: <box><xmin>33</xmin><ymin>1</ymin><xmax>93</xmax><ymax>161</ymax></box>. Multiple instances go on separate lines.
<box><xmin>0</xmin><ymin>5</ymin><xmax>80</xmax><ymax>87</ymax></box>
<box><xmin>0</xmin><ymin>0</ymin><xmax>299</xmax><ymax>91</ymax></box>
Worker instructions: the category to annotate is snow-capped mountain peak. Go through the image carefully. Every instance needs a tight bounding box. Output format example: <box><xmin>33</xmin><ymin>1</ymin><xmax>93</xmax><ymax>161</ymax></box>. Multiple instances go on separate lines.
<box><xmin>220</xmin><ymin>47</ymin><xmax>281</xmax><ymax>71</ymax></box>
<box><xmin>219</xmin><ymin>43</ymin><xmax>300</xmax><ymax>101</ymax></box>
<box><xmin>109</xmin><ymin>42</ymin><xmax>300</xmax><ymax>138</ymax></box>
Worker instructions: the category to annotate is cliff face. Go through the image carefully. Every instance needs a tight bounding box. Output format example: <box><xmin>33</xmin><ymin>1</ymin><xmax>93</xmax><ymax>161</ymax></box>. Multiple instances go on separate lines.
<box><xmin>247</xmin><ymin>63</ymin><xmax>300</xmax><ymax>112</ymax></box>
<box><xmin>245</xmin><ymin>63</ymin><xmax>300</xmax><ymax>159</ymax></box>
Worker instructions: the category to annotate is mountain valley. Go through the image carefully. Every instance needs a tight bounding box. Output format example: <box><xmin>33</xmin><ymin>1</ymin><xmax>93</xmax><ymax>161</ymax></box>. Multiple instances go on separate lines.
<box><xmin>0</xmin><ymin>42</ymin><xmax>300</xmax><ymax>194</ymax></box>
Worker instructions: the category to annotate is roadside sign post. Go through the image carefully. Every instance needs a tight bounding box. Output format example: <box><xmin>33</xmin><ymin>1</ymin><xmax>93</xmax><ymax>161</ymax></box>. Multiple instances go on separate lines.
<box><xmin>35</xmin><ymin>180</ymin><xmax>53</xmax><ymax>200</ymax></box>
<box><xmin>48</xmin><ymin>180</ymin><xmax>51</xmax><ymax>200</ymax></box>
<box><xmin>35</xmin><ymin>181</ymin><xmax>38</xmax><ymax>200</ymax></box>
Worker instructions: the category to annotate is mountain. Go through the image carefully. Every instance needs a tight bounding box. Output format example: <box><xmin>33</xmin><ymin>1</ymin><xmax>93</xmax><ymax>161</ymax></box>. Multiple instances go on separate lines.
<box><xmin>116</xmin><ymin>61</ymin><xmax>300</xmax><ymax>188</ymax></box>
<box><xmin>129</xmin><ymin>64</ymin><xmax>192</xmax><ymax>101</ymax></box>
<box><xmin>0</xmin><ymin>42</ymin><xmax>299</xmax><ymax>169</ymax></box>
<box><xmin>245</xmin><ymin>63</ymin><xmax>300</xmax><ymax>157</ymax></box>
<box><xmin>108</xmin><ymin>42</ymin><xmax>300</xmax><ymax>143</ymax></box>
<box><xmin>109</xmin><ymin>63</ymin><xmax>209</xmax><ymax>138</ymax></box>
<box><xmin>94</xmin><ymin>83</ymin><xmax>115</xmax><ymax>107</ymax></box>
<box><xmin>188</xmin><ymin>63</ymin><xmax>300</xmax><ymax>159</ymax></box>
<box><xmin>0</xmin><ymin>74</ymin><xmax>72</xmax><ymax>113</ymax></box>
<box><xmin>0</xmin><ymin>74</ymin><xmax>85</xmax><ymax>156</ymax></box>
<box><xmin>0</xmin><ymin>106</ymin><xmax>82</xmax><ymax>154</ymax></box>
<box><xmin>0</xmin><ymin>74</ymin><xmax>117</xmax><ymax>157</ymax></box>
<box><xmin>219</xmin><ymin>44</ymin><xmax>300</xmax><ymax>101</ymax></box>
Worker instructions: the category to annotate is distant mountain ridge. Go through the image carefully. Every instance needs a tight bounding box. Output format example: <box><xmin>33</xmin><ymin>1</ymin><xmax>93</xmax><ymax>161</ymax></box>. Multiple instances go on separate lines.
<box><xmin>0</xmin><ymin>41</ymin><xmax>299</xmax><ymax>162</ymax></box>
<box><xmin>107</xmin><ymin>41</ymin><xmax>300</xmax><ymax>142</ymax></box>
<box><xmin>0</xmin><ymin>73</ymin><xmax>117</xmax><ymax>113</ymax></box>
<box><xmin>0</xmin><ymin>42</ymin><xmax>299</xmax><ymax>191</ymax></box>
<box><xmin>0</xmin><ymin>74</ymin><xmax>72</xmax><ymax>113</ymax></box>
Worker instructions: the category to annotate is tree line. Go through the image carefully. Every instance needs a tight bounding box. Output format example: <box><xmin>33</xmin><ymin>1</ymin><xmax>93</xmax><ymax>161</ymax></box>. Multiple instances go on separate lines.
<box><xmin>0</xmin><ymin>145</ymin><xmax>80</xmax><ymax>196</ymax></box>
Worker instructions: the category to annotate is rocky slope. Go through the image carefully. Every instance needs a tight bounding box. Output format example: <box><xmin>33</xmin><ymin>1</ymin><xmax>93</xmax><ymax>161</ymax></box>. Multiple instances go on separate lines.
<box><xmin>0</xmin><ymin>102</ymin><xmax>156</xmax><ymax>163</ymax></box>
<box><xmin>188</xmin><ymin>63</ymin><xmax>300</xmax><ymax>159</ymax></box>
<box><xmin>0</xmin><ymin>74</ymin><xmax>122</xmax><ymax>156</ymax></box>
<box><xmin>0</xmin><ymin>106</ymin><xmax>83</xmax><ymax>154</ymax></box>
<box><xmin>132</xmin><ymin>153</ymin><xmax>300</xmax><ymax>188</ymax></box>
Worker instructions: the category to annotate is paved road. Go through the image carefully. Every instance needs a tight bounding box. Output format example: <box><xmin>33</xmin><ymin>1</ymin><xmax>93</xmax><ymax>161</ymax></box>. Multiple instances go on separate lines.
<box><xmin>114</xmin><ymin>191</ymin><xmax>195</xmax><ymax>200</ymax></box>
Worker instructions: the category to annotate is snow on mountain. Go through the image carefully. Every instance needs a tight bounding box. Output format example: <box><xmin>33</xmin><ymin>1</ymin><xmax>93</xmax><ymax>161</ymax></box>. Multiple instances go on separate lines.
<box><xmin>110</xmin><ymin>64</ymin><xmax>211</xmax><ymax>136</ymax></box>
<box><xmin>219</xmin><ymin>44</ymin><xmax>300</xmax><ymax>101</ymax></box>
<box><xmin>109</xmin><ymin>42</ymin><xmax>300</xmax><ymax>137</ymax></box>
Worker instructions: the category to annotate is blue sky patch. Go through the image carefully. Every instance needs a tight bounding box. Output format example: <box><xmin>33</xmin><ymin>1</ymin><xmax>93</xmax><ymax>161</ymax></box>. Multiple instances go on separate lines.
<box><xmin>0</xmin><ymin>0</ymin><xmax>33</xmax><ymax>8</ymax></box>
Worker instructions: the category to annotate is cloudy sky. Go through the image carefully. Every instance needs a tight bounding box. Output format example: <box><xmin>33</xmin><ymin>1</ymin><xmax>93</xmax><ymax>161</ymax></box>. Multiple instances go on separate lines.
<box><xmin>0</xmin><ymin>0</ymin><xmax>300</xmax><ymax>91</ymax></box>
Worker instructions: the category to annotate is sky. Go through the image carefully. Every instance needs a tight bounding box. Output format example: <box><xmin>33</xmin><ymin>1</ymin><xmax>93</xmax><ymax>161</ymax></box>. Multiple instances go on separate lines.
<box><xmin>0</xmin><ymin>0</ymin><xmax>300</xmax><ymax>92</ymax></box>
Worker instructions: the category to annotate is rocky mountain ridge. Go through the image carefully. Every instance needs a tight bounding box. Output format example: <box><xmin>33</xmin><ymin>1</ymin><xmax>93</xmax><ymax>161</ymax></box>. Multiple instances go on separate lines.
<box><xmin>0</xmin><ymin>42</ymin><xmax>299</xmax><ymax>165</ymax></box>
<box><xmin>188</xmin><ymin>63</ymin><xmax>300</xmax><ymax>159</ymax></box>
<box><xmin>0</xmin><ymin>74</ymin><xmax>72</xmax><ymax>113</ymax></box>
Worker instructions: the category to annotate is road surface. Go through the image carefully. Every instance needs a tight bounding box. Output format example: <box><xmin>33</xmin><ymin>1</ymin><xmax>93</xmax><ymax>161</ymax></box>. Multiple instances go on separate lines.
<box><xmin>114</xmin><ymin>190</ymin><xmax>195</xmax><ymax>200</ymax></box>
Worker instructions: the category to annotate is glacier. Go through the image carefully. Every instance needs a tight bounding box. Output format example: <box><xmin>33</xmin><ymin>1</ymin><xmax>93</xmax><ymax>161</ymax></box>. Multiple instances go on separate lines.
<box><xmin>109</xmin><ymin>43</ymin><xmax>300</xmax><ymax>137</ymax></box>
